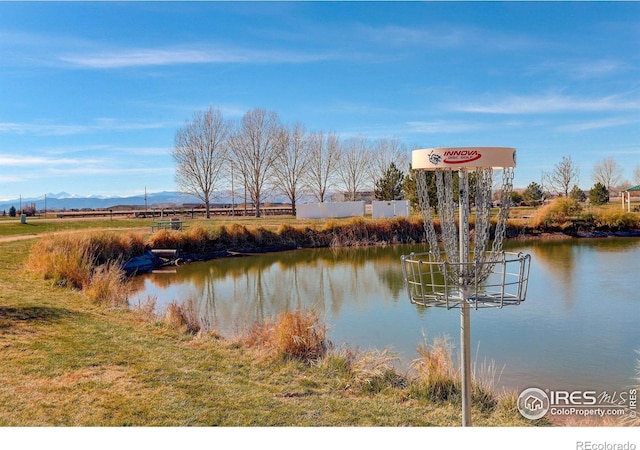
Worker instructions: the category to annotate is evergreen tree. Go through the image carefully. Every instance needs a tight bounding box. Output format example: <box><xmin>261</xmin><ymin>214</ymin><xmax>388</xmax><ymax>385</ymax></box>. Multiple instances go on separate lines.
<box><xmin>402</xmin><ymin>165</ymin><xmax>418</xmax><ymax>209</ymax></box>
<box><xmin>8</xmin><ymin>206</ymin><xmax>16</xmax><ymax>217</ymax></box>
<box><xmin>374</xmin><ymin>162</ymin><xmax>405</xmax><ymax>201</ymax></box>
<box><xmin>589</xmin><ymin>182</ymin><xmax>609</xmax><ymax>205</ymax></box>
<box><xmin>522</xmin><ymin>181</ymin><xmax>544</xmax><ymax>206</ymax></box>
<box><xmin>569</xmin><ymin>185</ymin><xmax>586</xmax><ymax>202</ymax></box>
<box><xmin>403</xmin><ymin>166</ymin><xmax>438</xmax><ymax>212</ymax></box>
<box><xmin>510</xmin><ymin>191</ymin><xmax>524</xmax><ymax>206</ymax></box>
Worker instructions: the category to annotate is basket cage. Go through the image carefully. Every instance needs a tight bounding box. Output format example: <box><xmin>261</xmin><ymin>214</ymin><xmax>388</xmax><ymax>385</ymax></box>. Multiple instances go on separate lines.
<box><xmin>401</xmin><ymin>251</ymin><xmax>531</xmax><ymax>309</ymax></box>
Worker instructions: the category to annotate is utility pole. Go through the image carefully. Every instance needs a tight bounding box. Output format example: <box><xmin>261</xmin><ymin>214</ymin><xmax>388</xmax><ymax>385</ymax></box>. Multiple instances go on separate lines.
<box><xmin>231</xmin><ymin>166</ymin><xmax>235</xmax><ymax>216</ymax></box>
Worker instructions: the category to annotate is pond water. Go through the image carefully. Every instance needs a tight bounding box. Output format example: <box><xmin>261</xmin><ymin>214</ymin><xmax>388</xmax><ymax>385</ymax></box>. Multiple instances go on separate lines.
<box><xmin>130</xmin><ymin>237</ymin><xmax>640</xmax><ymax>394</ymax></box>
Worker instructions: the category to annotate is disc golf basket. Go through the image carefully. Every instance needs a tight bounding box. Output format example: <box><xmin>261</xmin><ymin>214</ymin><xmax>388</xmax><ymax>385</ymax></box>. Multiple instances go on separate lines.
<box><xmin>401</xmin><ymin>147</ymin><xmax>531</xmax><ymax>426</ymax></box>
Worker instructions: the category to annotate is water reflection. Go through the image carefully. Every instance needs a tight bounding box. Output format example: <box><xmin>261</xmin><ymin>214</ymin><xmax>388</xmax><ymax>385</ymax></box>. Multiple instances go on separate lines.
<box><xmin>130</xmin><ymin>245</ymin><xmax>420</xmax><ymax>335</ymax></box>
<box><xmin>131</xmin><ymin>238</ymin><xmax>640</xmax><ymax>392</ymax></box>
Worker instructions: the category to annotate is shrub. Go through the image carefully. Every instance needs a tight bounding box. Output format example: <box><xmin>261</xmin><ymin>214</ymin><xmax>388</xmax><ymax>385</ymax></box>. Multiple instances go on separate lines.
<box><xmin>589</xmin><ymin>182</ymin><xmax>609</xmax><ymax>205</ymax></box>
<box><xmin>530</xmin><ymin>197</ymin><xmax>582</xmax><ymax>228</ymax></box>
<box><xmin>595</xmin><ymin>210</ymin><xmax>640</xmax><ymax>231</ymax></box>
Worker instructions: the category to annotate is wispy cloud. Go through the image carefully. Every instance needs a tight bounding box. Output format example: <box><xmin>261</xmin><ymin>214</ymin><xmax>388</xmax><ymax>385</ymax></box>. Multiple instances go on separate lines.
<box><xmin>0</xmin><ymin>119</ymin><xmax>176</xmax><ymax>136</ymax></box>
<box><xmin>528</xmin><ymin>59</ymin><xmax>631</xmax><ymax>80</ymax></box>
<box><xmin>0</xmin><ymin>151</ymin><xmax>172</xmax><ymax>185</ymax></box>
<box><xmin>555</xmin><ymin>116</ymin><xmax>640</xmax><ymax>133</ymax></box>
<box><xmin>358</xmin><ymin>23</ymin><xmax>542</xmax><ymax>52</ymax></box>
<box><xmin>1</xmin><ymin>29</ymin><xmax>343</xmax><ymax>69</ymax></box>
<box><xmin>59</xmin><ymin>45</ymin><xmax>339</xmax><ymax>69</ymax></box>
<box><xmin>406</xmin><ymin>120</ymin><xmax>489</xmax><ymax>134</ymax></box>
<box><xmin>323</xmin><ymin>100</ymin><xmax>397</xmax><ymax>116</ymax></box>
<box><xmin>46</xmin><ymin>166</ymin><xmax>173</xmax><ymax>176</ymax></box>
<box><xmin>451</xmin><ymin>93</ymin><xmax>640</xmax><ymax>114</ymax></box>
<box><xmin>0</xmin><ymin>154</ymin><xmax>101</xmax><ymax>167</ymax></box>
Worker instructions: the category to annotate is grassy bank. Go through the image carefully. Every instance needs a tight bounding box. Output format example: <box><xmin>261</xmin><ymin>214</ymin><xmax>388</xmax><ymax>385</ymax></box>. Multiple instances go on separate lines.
<box><xmin>1</xmin><ymin>235</ymin><xmax>545</xmax><ymax>426</ymax></box>
<box><xmin>2</xmin><ymin>205</ymin><xmax>639</xmax><ymax>426</ymax></box>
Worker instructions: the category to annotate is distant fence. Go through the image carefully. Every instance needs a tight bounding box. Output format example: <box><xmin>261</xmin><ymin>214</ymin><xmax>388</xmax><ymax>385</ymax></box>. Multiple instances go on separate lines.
<box><xmin>47</xmin><ymin>202</ymin><xmax>410</xmax><ymax>220</ymax></box>
<box><xmin>50</xmin><ymin>206</ymin><xmax>294</xmax><ymax>219</ymax></box>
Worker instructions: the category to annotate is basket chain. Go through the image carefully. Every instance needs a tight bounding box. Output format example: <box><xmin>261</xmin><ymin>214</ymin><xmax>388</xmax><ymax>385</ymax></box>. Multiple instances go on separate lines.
<box><xmin>435</xmin><ymin>169</ymin><xmax>459</xmax><ymax>266</ymax></box>
<box><xmin>415</xmin><ymin>167</ymin><xmax>515</xmax><ymax>286</ymax></box>
<box><xmin>416</xmin><ymin>171</ymin><xmax>440</xmax><ymax>260</ymax></box>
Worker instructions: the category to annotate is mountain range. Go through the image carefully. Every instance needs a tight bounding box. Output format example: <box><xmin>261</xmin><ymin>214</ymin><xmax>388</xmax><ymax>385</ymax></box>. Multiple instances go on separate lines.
<box><xmin>0</xmin><ymin>191</ymin><xmax>207</xmax><ymax>211</ymax></box>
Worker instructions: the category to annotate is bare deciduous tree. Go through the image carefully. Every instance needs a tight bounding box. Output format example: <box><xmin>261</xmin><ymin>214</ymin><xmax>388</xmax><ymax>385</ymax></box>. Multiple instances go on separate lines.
<box><xmin>545</xmin><ymin>155</ymin><xmax>580</xmax><ymax>197</ymax></box>
<box><xmin>172</xmin><ymin>106</ymin><xmax>230</xmax><ymax>219</ymax></box>
<box><xmin>229</xmin><ymin>108</ymin><xmax>280</xmax><ymax>218</ymax></box>
<box><xmin>336</xmin><ymin>136</ymin><xmax>371</xmax><ymax>201</ymax></box>
<box><xmin>633</xmin><ymin>165</ymin><xmax>640</xmax><ymax>186</ymax></box>
<box><xmin>271</xmin><ymin>122</ymin><xmax>310</xmax><ymax>216</ymax></box>
<box><xmin>592</xmin><ymin>157</ymin><xmax>622</xmax><ymax>192</ymax></box>
<box><xmin>369</xmin><ymin>137</ymin><xmax>409</xmax><ymax>181</ymax></box>
<box><xmin>303</xmin><ymin>131</ymin><xmax>340</xmax><ymax>203</ymax></box>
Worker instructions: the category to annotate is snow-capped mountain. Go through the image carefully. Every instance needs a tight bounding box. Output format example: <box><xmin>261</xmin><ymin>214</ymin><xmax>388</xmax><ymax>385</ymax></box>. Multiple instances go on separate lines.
<box><xmin>0</xmin><ymin>191</ymin><xmax>204</xmax><ymax>211</ymax></box>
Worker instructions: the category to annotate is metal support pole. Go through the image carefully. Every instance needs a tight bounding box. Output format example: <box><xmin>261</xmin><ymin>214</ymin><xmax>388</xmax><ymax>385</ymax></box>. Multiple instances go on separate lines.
<box><xmin>458</xmin><ymin>169</ymin><xmax>472</xmax><ymax>426</ymax></box>
<box><xmin>461</xmin><ymin>295</ymin><xmax>472</xmax><ymax>426</ymax></box>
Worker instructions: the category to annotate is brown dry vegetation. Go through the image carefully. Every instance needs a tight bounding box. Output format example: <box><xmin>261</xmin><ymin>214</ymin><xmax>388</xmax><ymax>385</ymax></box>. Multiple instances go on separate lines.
<box><xmin>529</xmin><ymin>198</ymin><xmax>640</xmax><ymax>231</ymax></box>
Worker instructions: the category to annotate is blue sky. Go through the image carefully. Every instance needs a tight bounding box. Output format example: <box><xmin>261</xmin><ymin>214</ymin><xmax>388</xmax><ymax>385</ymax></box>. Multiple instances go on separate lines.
<box><xmin>1</xmin><ymin>1</ymin><xmax>639</xmax><ymax>200</ymax></box>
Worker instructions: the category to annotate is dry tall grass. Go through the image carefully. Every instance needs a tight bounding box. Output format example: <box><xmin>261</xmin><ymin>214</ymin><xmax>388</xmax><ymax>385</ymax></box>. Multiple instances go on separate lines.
<box><xmin>349</xmin><ymin>348</ymin><xmax>406</xmax><ymax>393</ymax></box>
<box><xmin>530</xmin><ymin>198</ymin><xmax>582</xmax><ymax>229</ymax></box>
<box><xmin>408</xmin><ymin>334</ymin><xmax>500</xmax><ymax>411</ymax></box>
<box><xmin>274</xmin><ymin>310</ymin><xmax>328</xmax><ymax>362</ymax></box>
<box><xmin>410</xmin><ymin>335</ymin><xmax>461</xmax><ymax>402</ymax></box>
<box><xmin>527</xmin><ymin>198</ymin><xmax>640</xmax><ymax>232</ymax></box>
<box><xmin>164</xmin><ymin>299</ymin><xmax>201</xmax><ymax>335</ymax></box>
<box><xmin>241</xmin><ymin>310</ymin><xmax>328</xmax><ymax>363</ymax></box>
<box><xmin>28</xmin><ymin>233</ymin><xmax>94</xmax><ymax>289</ymax></box>
<box><xmin>131</xmin><ymin>295</ymin><xmax>158</xmax><ymax>321</ymax></box>
<box><xmin>321</xmin><ymin>217</ymin><xmax>424</xmax><ymax>247</ymax></box>
<box><xmin>594</xmin><ymin>210</ymin><xmax>640</xmax><ymax>231</ymax></box>
<box><xmin>83</xmin><ymin>260</ymin><xmax>129</xmax><ymax>306</ymax></box>
<box><xmin>27</xmin><ymin>231</ymin><xmax>145</xmax><ymax>306</ymax></box>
